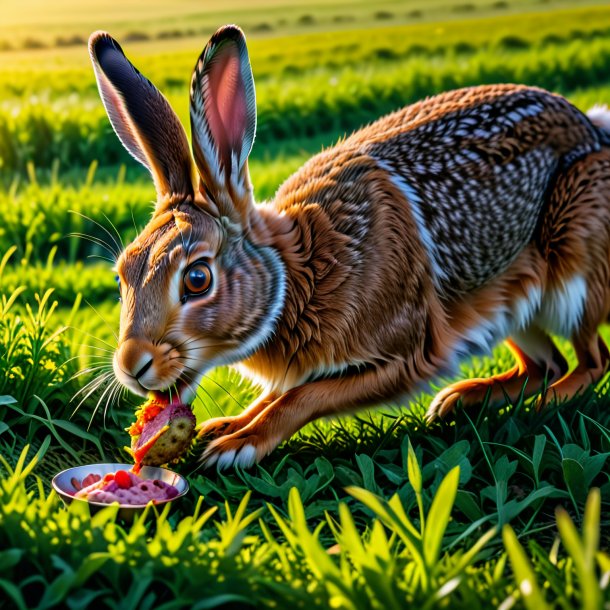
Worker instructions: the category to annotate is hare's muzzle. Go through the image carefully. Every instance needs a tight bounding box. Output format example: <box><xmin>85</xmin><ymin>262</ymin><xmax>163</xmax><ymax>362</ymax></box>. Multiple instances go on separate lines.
<box><xmin>113</xmin><ymin>338</ymin><xmax>181</xmax><ymax>397</ymax></box>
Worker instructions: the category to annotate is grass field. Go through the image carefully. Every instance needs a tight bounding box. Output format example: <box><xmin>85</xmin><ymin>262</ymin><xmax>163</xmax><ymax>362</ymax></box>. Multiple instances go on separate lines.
<box><xmin>1</xmin><ymin>0</ymin><xmax>610</xmax><ymax>608</ymax></box>
<box><xmin>3</xmin><ymin>0</ymin><xmax>608</xmax><ymax>50</ymax></box>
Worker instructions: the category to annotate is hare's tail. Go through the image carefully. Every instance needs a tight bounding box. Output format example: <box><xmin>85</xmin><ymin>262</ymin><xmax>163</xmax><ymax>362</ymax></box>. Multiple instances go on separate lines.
<box><xmin>587</xmin><ymin>105</ymin><xmax>610</xmax><ymax>146</ymax></box>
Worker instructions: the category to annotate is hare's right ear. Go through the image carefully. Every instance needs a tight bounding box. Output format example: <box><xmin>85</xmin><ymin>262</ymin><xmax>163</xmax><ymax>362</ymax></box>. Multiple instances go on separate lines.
<box><xmin>189</xmin><ymin>25</ymin><xmax>256</xmax><ymax>225</ymax></box>
<box><xmin>89</xmin><ymin>32</ymin><xmax>195</xmax><ymax>201</ymax></box>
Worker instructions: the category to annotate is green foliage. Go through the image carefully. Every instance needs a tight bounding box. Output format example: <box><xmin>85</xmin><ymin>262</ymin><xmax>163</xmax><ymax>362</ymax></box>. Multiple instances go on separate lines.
<box><xmin>1</xmin><ymin>259</ymin><xmax>117</xmax><ymax>307</ymax></box>
<box><xmin>0</xmin><ymin>156</ymin><xmax>304</xmax><ymax>274</ymax></box>
<box><xmin>0</xmin><ymin>266</ymin><xmax>76</xmax><ymax>411</ymax></box>
<box><xmin>1</xmin><ymin>281</ymin><xmax>606</xmax><ymax>601</ymax></box>
<box><xmin>0</xmin><ymin>443</ymin><xmax>260</xmax><ymax>608</ymax></box>
<box><xmin>0</xmin><ymin>275</ymin><xmax>131</xmax><ymax>462</ymax></box>
<box><xmin>3</xmin><ymin>6</ymin><xmax>610</xmax><ymax>174</ymax></box>
<box><xmin>2</xmin><ymin>4</ymin><xmax>610</xmax><ymax>100</ymax></box>
<box><xmin>0</xmin><ymin>169</ymin><xmax>152</xmax><ymax>263</ymax></box>
<box><xmin>503</xmin><ymin>489</ymin><xmax>610</xmax><ymax>609</ymax></box>
<box><xmin>2</xmin><ymin>442</ymin><xmax>609</xmax><ymax>608</ymax></box>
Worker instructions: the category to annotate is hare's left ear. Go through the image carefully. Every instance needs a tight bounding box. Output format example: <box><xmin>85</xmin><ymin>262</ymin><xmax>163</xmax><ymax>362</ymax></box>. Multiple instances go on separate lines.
<box><xmin>190</xmin><ymin>25</ymin><xmax>256</xmax><ymax>224</ymax></box>
<box><xmin>89</xmin><ymin>31</ymin><xmax>195</xmax><ymax>202</ymax></box>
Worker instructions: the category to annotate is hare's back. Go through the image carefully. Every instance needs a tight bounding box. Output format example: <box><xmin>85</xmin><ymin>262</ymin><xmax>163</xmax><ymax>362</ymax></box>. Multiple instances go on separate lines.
<box><xmin>351</xmin><ymin>84</ymin><xmax>602</xmax><ymax>294</ymax></box>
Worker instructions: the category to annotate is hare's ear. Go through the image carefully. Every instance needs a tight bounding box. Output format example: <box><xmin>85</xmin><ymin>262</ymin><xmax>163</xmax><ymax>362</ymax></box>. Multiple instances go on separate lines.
<box><xmin>190</xmin><ymin>25</ymin><xmax>256</xmax><ymax>223</ymax></box>
<box><xmin>89</xmin><ymin>31</ymin><xmax>194</xmax><ymax>201</ymax></box>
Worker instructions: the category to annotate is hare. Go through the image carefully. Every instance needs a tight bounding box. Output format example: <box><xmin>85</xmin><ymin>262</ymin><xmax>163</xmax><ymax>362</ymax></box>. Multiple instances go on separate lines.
<box><xmin>89</xmin><ymin>25</ymin><xmax>610</xmax><ymax>469</ymax></box>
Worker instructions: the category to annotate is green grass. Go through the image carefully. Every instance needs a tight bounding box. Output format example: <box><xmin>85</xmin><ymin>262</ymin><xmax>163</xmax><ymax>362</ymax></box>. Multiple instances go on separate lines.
<box><xmin>3</xmin><ymin>4</ymin><xmax>610</xmax><ymax>97</ymax></box>
<box><xmin>0</xmin><ymin>8</ymin><xmax>610</xmax><ymax>173</ymax></box>
<box><xmin>1</xmin><ymin>0</ymin><xmax>606</xmax><ymax>52</ymax></box>
<box><xmin>2</xmin><ymin>1</ymin><xmax>610</xmax><ymax>607</ymax></box>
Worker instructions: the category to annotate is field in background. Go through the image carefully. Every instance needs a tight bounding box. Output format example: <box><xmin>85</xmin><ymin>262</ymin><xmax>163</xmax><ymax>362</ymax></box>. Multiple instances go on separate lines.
<box><xmin>1</xmin><ymin>1</ymin><xmax>610</xmax><ymax>607</ymax></box>
<box><xmin>2</xmin><ymin>0</ymin><xmax>607</xmax><ymax>50</ymax></box>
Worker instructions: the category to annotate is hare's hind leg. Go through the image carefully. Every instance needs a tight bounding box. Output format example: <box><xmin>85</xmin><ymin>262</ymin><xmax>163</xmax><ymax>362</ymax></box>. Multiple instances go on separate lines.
<box><xmin>427</xmin><ymin>327</ymin><xmax>568</xmax><ymax>419</ymax></box>
<box><xmin>538</xmin><ymin>334</ymin><xmax>609</xmax><ymax>407</ymax></box>
<box><xmin>534</xmin><ymin>148</ymin><xmax>610</xmax><ymax>406</ymax></box>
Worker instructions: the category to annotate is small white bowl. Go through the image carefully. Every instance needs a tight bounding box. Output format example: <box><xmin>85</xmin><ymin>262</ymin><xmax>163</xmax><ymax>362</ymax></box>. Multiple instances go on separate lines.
<box><xmin>52</xmin><ymin>463</ymin><xmax>189</xmax><ymax>522</ymax></box>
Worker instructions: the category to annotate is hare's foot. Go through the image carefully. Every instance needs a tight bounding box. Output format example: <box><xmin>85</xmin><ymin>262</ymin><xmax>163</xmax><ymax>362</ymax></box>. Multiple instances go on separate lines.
<box><xmin>200</xmin><ymin>423</ymin><xmax>280</xmax><ymax>470</ymax></box>
<box><xmin>427</xmin><ymin>372</ymin><xmax>519</xmax><ymax>420</ymax></box>
<box><xmin>427</xmin><ymin>378</ymin><xmax>489</xmax><ymax>420</ymax></box>
<box><xmin>197</xmin><ymin>392</ymin><xmax>278</xmax><ymax>442</ymax></box>
<box><xmin>427</xmin><ymin>330</ymin><xmax>568</xmax><ymax>421</ymax></box>
<box><xmin>197</xmin><ymin>415</ymin><xmax>247</xmax><ymax>440</ymax></box>
<box><xmin>536</xmin><ymin>334</ymin><xmax>609</xmax><ymax>409</ymax></box>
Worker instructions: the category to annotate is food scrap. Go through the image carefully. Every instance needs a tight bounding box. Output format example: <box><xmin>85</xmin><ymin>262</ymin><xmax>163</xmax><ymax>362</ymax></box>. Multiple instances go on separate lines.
<box><xmin>74</xmin><ymin>469</ymin><xmax>179</xmax><ymax>505</ymax></box>
<box><xmin>128</xmin><ymin>397</ymin><xmax>196</xmax><ymax>469</ymax></box>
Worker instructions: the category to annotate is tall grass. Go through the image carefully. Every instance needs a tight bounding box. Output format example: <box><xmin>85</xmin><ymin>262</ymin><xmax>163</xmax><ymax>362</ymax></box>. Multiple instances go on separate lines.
<box><xmin>3</xmin><ymin>31</ymin><xmax>610</xmax><ymax>173</ymax></box>
<box><xmin>1</xmin><ymin>441</ymin><xmax>608</xmax><ymax>608</ymax></box>
<box><xmin>2</xmin><ymin>4</ymin><xmax>609</xmax><ymax>99</ymax></box>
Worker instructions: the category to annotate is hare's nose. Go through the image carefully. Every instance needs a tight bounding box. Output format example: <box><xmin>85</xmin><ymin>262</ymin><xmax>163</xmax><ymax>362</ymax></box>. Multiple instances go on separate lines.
<box><xmin>116</xmin><ymin>338</ymin><xmax>155</xmax><ymax>380</ymax></box>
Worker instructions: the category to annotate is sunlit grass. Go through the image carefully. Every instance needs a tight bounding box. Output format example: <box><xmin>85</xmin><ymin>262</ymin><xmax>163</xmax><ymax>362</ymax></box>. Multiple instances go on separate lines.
<box><xmin>2</xmin><ymin>1</ymin><xmax>610</xmax><ymax>607</ymax></box>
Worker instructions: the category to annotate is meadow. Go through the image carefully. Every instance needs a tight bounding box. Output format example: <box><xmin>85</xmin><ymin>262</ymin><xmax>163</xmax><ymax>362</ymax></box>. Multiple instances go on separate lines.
<box><xmin>1</xmin><ymin>1</ymin><xmax>610</xmax><ymax>608</ymax></box>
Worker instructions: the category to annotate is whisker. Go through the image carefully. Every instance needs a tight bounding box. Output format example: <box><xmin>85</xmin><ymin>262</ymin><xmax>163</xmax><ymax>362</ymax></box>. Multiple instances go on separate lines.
<box><xmin>169</xmin><ymin>364</ymin><xmax>197</xmax><ymax>404</ymax></box>
<box><xmin>70</xmin><ymin>372</ymin><xmax>113</xmax><ymax>417</ymax></box>
<box><xmin>170</xmin><ymin>364</ymin><xmax>211</xmax><ymax>417</ymax></box>
<box><xmin>66</xmin><ymin>326</ymin><xmax>117</xmax><ymax>350</ymax></box>
<box><xmin>172</xmin><ymin>337</ymin><xmax>230</xmax><ymax>353</ymax></box>
<box><xmin>102</xmin><ymin>212</ymin><xmax>125</xmax><ymax>252</ymax></box>
<box><xmin>178</xmin><ymin>362</ymin><xmax>227</xmax><ymax>418</ymax></box>
<box><xmin>62</xmin><ymin>354</ymin><xmax>111</xmax><ymax>367</ymax></box>
<box><xmin>130</xmin><ymin>204</ymin><xmax>142</xmax><ymax>236</ymax></box>
<box><xmin>71</xmin><ymin>370</ymin><xmax>112</xmax><ymax>399</ymax></box>
<box><xmin>89</xmin><ymin>375</ymin><xmax>120</xmax><ymax>430</ymax></box>
<box><xmin>67</xmin><ymin>232</ymin><xmax>119</xmax><ymax>260</ymax></box>
<box><xmin>202</xmin><ymin>372</ymin><xmax>244</xmax><ymax>409</ymax></box>
<box><xmin>69</xmin><ymin>210</ymin><xmax>123</xmax><ymax>260</ymax></box>
<box><xmin>84</xmin><ymin>299</ymin><xmax>119</xmax><ymax>343</ymax></box>
<box><xmin>173</xmin><ymin>348</ymin><xmax>245</xmax><ymax>408</ymax></box>
<box><xmin>65</xmin><ymin>354</ymin><xmax>113</xmax><ymax>366</ymax></box>
<box><xmin>168</xmin><ymin>335</ymin><xmax>202</xmax><ymax>351</ymax></box>
<box><xmin>179</xmin><ymin>341</ymin><xmax>221</xmax><ymax>351</ymax></box>
<box><xmin>74</xmin><ymin>343</ymin><xmax>116</xmax><ymax>354</ymax></box>
<box><xmin>87</xmin><ymin>253</ymin><xmax>117</xmax><ymax>265</ymax></box>
<box><xmin>69</xmin><ymin>365</ymin><xmax>114</xmax><ymax>382</ymax></box>
<box><xmin>103</xmin><ymin>379</ymin><xmax>123</xmax><ymax>429</ymax></box>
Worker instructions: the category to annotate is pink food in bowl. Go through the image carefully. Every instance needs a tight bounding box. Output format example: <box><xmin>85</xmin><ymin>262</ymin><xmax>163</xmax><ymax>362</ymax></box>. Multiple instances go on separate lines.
<box><xmin>73</xmin><ymin>469</ymin><xmax>179</xmax><ymax>505</ymax></box>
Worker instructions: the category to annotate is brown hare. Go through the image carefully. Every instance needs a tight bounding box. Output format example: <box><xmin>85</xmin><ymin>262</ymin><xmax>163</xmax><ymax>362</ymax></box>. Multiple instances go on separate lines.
<box><xmin>89</xmin><ymin>25</ymin><xmax>610</xmax><ymax>469</ymax></box>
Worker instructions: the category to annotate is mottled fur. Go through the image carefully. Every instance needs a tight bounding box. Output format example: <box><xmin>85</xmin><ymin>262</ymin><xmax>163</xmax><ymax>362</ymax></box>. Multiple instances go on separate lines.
<box><xmin>89</xmin><ymin>26</ymin><xmax>610</xmax><ymax>469</ymax></box>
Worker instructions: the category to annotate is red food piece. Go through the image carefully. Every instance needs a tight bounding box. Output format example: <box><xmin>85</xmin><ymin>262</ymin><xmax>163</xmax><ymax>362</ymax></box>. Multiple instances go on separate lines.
<box><xmin>132</xmin><ymin>425</ymin><xmax>170</xmax><ymax>469</ymax></box>
<box><xmin>127</xmin><ymin>399</ymin><xmax>166</xmax><ymax>437</ymax></box>
<box><xmin>82</xmin><ymin>473</ymin><xmax>101</xmax><ymax>488</ymax></box>
<box><xmin>114</xmin><ymin>470</ymin><xmax>132</xmax><ymax>489</ymax></box>
<box><xmin>71</xmin><ymin>473</ymin><xmax>102</xmax><ymax>493</ymax></box>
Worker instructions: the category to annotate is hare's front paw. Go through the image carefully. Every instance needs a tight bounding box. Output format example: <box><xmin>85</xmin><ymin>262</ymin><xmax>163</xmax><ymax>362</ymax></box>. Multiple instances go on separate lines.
<box><xmin>200</xmin><ymin>424</ymin><xmax>280</xmax><ymax>470</ymax></box>
<box><xmin>197</xmin><ymin>415</ymin><xmax>247</xmax><ymax>440</ymax></box>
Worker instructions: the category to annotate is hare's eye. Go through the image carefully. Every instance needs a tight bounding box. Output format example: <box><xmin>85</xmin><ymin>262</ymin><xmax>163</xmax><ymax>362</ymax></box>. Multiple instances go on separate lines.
<box><xmin>115</xmin><ymin>274</ymin><xmax>122</xmax><ymax>303</ymax></box>
<box><xmin>183</xmin><ymin>261</ymin><xmax>213</xmax><ymax>297</ymax></box>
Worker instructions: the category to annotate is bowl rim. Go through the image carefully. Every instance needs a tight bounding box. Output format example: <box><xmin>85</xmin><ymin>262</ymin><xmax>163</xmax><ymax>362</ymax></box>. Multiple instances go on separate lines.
<box><xmin>51</xmin><ymin>462</ymin><xmax>189</xmax><ymax>509</ymax></box>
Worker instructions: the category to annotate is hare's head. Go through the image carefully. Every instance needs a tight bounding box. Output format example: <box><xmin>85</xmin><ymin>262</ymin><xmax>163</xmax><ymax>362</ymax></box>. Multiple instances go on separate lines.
<box><xmin>89</xmin><ymin>26</ymin><xmax>285</xmax><ymax>402</ymax></box>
